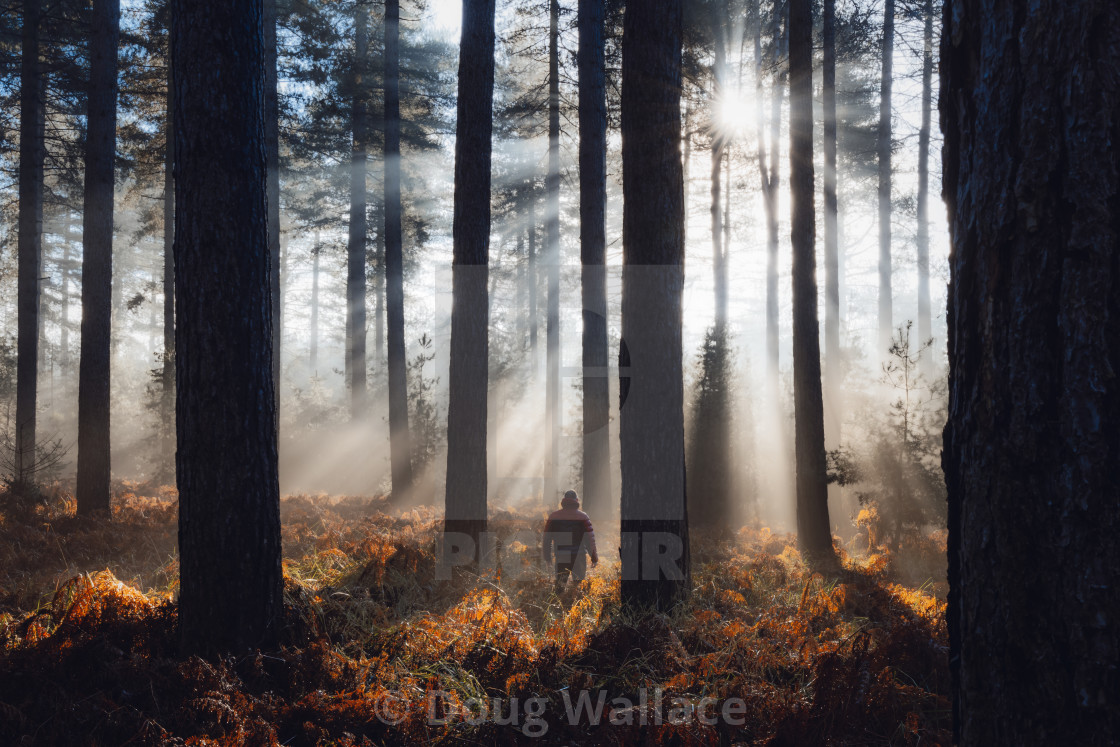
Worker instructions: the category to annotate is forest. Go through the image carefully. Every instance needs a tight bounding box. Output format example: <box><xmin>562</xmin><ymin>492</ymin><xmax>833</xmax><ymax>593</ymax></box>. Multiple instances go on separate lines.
<box><xmin>0</xmin><ymin>0</ymin><xmax>1116</xmax><ymax>744</ymax></box>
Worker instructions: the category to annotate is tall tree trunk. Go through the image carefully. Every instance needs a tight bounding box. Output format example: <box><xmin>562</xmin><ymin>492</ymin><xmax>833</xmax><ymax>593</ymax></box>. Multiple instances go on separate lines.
<box><xmin>528</xmin><ymin>198</ymin><xmax>538</xmax><ymax>360</ymax></box>
<box><xmin>148</xmin><ymin>267</ymin><xmax>158</xmax><ymax>362</ymax></box>
<box><xmin>942</xmin><ymin>0</ymin><xmax>1120</xmax><ymax>741</ymax></box>
<box><xmin>15</xmin><ymin>0</ymin><xmax>44</xmax><ymax>485</ymax></box>
<box><xmin>545</xmin><ymin>0</ymin><xmax>562</xmax><ymax>505</ymax></box>
<box><xmin>682</xmin><ymin>101</ymin><xmax>691</xmax><ymax>245</ymax></box>
<box><xmin>265</xmin><ymin>0</ymin><xmax>281</xmax><ymax>421</ymax></box>
<box><xmin>789</xmin><ymin>0</ymin><xmax>836</xmax><ymax>570</ymax></box>
<box><xmin>579</xmin><ymin>0</ymin><xmax>609</xmax><ymax>515</ymax></box>
<box><xmin>822</xmin><ymin>0</ymin><xmax>840</xmax><ymax>441</ymax></box>
<box><xmin>76</xmin><ymin>0</ymin><xmax>121</xmax><ymax>517</ymax></box>
<box><xmin>375</xmin><ymin>248</ymin><xmax>385</xmax><ymax>364</ymax></box>
<box><xmin>171</xmin><ymin>0</ymin><xmax>282</xmax><ymax>656</ymax></box>
<box><xmin>162</xmin><ymin>77</ymin><xmax>175</xmax><ymax>476</ymax></box>
<box><xmin>516</xmin><ymin>230</ymin><xmax>526</xmax><ymax>341</ymax></box>
<box><xmin>916</xmin><ymin>0</ymin><xmax>933</xmax><ymax>373</ymax></box>
<box><xmin>619</xmin><ymin>0</ymin><xmax>689</xmax><ymax>612</ymax></box>
<box><xmin>385</xmin><ymin>0</ymin><xmax>414</xmax><ymax>501</ymax></box>
<box><xmin>309</xmin><ymin>234</ymin><xmax>320</xmax><ymax>377</ymax></box>
<box><xmin>60</xmin><ymin>215</ymin><xmax>72</xmax><ymax>372</ymax></box>
<box><xmin>754</xmin><ymin>0</ymin><xmax>768</xmax><ymax>330</ymax></box>
<box><xmin>877</xmin><ymin>0</ymin><xmax>894</xmax><ymax>354</ymax></box>
<box><xmin>723</xmin><ymin>136</ymin><xmax>731</xmax><ymax>276</ymax></box>
<box><xmin>710</xmin><ymin>142</ymin><xmax>726</xmax><ymax>323</ymax></box>
<box><xmin>710</xmin><ymin>2</ymin><xmax>728</xmax><ymax>329</ymax></box>
<box><xmin>766</xmin><ymin>0</ymin><xmax>786</xmax><ymax>394</ymax></box>
<box><xmin>347</xmin><ymin>5</ymin><xmax>369</xmax><ymax>418</ymax></box>
<box><xmin>443</xmin><ymin>0</ymin><xmax>496</xmax><ymax>568</ymax></box>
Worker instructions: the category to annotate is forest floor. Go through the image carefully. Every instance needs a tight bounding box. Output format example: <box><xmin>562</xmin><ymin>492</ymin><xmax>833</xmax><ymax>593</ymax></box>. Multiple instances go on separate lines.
<box><xmin>0</xmin><ymin>484</ymin><xmax>950</xmax><ymax>746</ymax></box>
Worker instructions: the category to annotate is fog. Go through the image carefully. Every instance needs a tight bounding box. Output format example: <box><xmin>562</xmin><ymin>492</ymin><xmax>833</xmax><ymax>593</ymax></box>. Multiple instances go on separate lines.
<box><xmin>0</xmin><ymin>0</ymin><xmax>949</xmax><ymax>542</ymax></box>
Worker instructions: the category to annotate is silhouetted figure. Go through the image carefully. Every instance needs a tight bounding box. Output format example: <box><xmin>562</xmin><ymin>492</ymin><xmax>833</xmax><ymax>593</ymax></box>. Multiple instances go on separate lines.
<box><xmin>542</xmin><ymin>490</ymin><xmax>599</xmax><ymax>593</ymax></box>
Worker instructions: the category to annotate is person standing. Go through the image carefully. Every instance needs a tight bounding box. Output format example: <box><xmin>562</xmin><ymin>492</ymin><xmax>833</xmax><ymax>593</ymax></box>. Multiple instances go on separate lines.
<box><xmin>542</xmin><ymin>490</ymin><xmax>599</xmax><ymax>592</ymax></box>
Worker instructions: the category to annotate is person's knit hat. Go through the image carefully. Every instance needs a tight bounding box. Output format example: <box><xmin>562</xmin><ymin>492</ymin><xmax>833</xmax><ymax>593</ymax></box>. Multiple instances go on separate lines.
<box><xmin>561</xmin><ymin>490</ymin><xmax>579</xmax><ymax>508</ymax></box>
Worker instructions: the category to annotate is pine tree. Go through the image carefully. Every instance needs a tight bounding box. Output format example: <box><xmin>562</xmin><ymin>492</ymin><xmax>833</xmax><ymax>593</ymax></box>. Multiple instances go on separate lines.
<box><xmin>877</xmin><ymin>0</ymin><xmax>894</xmax><ymax>352</ymax></box>
<box><xmin>15</xmin><ymin>0</ymin><xmax>45</xmax><ymax>486</ymax></box>
<box><xmin>76</xmin><ymin>0</ymin><xmax>121</xmax><ymax>516</ymax></box>
<box><xmin>172</xmin><ymin>0</ymin><xmax>282</xmax><ymax>655</ymax></box>
<box><xmin>544</xmin><ymin>0</ymin><xmax>562</xmax><ymax>506</ymax></box>
<box><xmin>942</xmin><ymin>0</ymin><xmax>1120</xmax><ymax>740</ymax></box>
<box><xmin>346</xmin><ymin>2</ymin><xmax>370</xmax><ymax>419</ymax></box>
<box><xmin>578</xmin><ymin>0</ymin><xmax>610</xmax><ymax>515</ymax></box>
<box><xmin>444</xmin><ymin>0</ymin><xmax>497</xmax><ymax>567</ymax></box>
<box><xmin>790</xmin><ymin>0</ymin><xmax>837</xmax><ymax>570</ymax></box>
<box><xmin>385</xmin><ymin>0</ymin><xmax>414</xmax><ymax>502</ymax></box>
<box><xmin>619</xmin><ymin>0</ymin><xmax>689</xmax><ymax>611</ymax></box>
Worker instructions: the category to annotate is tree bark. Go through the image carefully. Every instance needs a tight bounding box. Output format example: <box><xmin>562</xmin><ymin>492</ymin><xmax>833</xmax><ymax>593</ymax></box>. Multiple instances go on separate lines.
<box><xmin>822</xmin><ymin>0</ymin><xmax>840</xmax><ymax>440</ymax></box>
<box><xmin>347</xmin><ymin>4</ymin><xmax>369</xmax><ymax>418</ymax></box>
<box><xmin>528</xmin><ymin>199</ymin><xmax>538</xmax><ymax>359</ymax></box>
<box><xmin>916</xmin><ymin>0</ymin><xmax>933</xmax><ymax>374</ymax></box>
<box><xmin>877</xmin><ymin>0</ymin><xmax>894</xmax><ymax>354</ymax></box>
<box><xmin>942</xmin><ymin>0</ymin><xmax>1120</xmax><ymax>741</ymax></box>
<box><xmin>710</xmin><ymin>142</ymin><xmax>726</xmax><ymax>324</ymax></box>
<box><xmin>76</xmin><ymin>0</ymin><xmax>121</xmax><ymax>517</ymax></box>
<box><xmin>443</xmin><ymin>0</ymin><xmax>496</xmax><ymax>567</ymax></box>
<box><xmin>516</xmin><ymin>230</ymin><xmax>526</xmax><ymax>342</ymax></box>
<box><xmin>579</xmin><ymin>0</ymin><xmax>610</xmax><ymax>516</ymax></box>
<box><xmin>60</xmin><ymin>219</ymin><xmax>71</xmax><ymax>373</ymax></box>
<box><xmin>790</xmin><ymin>0</ymin><xmax>837</xmax><ymax>570</ymax></box>
<box><xmin>171</xmin><ymin>0</ymin><xmax>282</xmax><ymax>656</ymax></box>
<box><xmin>309</xmin><ymin>234</ymin><xmax>320</xmax><ymax>377</ymax></box>
<box><xmin>710</xmin><ymin>1</ymin><xmax>729</xmax><ymax>329</ymax></box>
<box><xmin>15</xmin><ymin>0</ymin><xmax>44</xmax><ymax>485</ymax></box>
<box><xmin>766</xmin><ymin>0</ymin><xmax>786</xmax><ymax>394</ymax></box>
<box><xmin>619</xmin><ymin>0</ymin><xmax>690</xmax><ymax>612</ymax></box>
<box><xmin>374</xmin><ymin>234</ymin><xmax>385</xmax><ymax>365</ymax></box>
<box><xmin>162</xmin><ymin>70</ymin><xmax>175</xmax><ymax>475</ymax></box>
<box><xmin>385</xmin><ymin>0</ymin><xmax>414</xmax><ymax>501</ymax></box>
<box><xmin>753</xmin><ymin>0</ymin><xmax>768</xmax><ymax>329</ymax></box>
<box><xmin>264</xmin><ymin>0</ymin><xmax>281</xmax><ymax>423</ymax></box>
<box><xmin>545</xmin><ymin>0</ymin><xmax>562</xmax><ymax>506</ymax></box>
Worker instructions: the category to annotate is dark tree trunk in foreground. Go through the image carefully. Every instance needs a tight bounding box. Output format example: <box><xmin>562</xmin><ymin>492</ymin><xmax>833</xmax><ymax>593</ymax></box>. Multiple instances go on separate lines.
<box><xmin>347</xmin><ymin>5</ymin><xmax>370</xmax><ymax>418</ymax></box>
<box><xmin>877</xmin><ymin>0</ymin><xmax>894</xmax><ymax>353</ymax></box>
<box><xmin>15</xmin><ymin>0</ymin><xmax>44</xmax><ymax>484</ymax></box>
<box><xmin>172</xmin><ymin>0</ymin><xmax>282</xmax><ymax>656</ymax></box>
<box><xmin>443</xmin><ymin>0</ymin><xmax>496</xmax><ymax>567</ymax></box>
<box><xmin>789</xmin><ymin>0</ymin><xmax>837</xmax><ymax>570</ymax></box>
<box><xmin>822</xmin><ymin>0</ymin><xmax>840</xmax><ymax>439</ymax></box>
<box><xmin>620</xmin><ymin>0</ymin><xmax>689</xmax><ymax>611</ymax></box>
<box><xmin>76</xmin><ymin>0</ymin><xmax>121</xmax><ymax>517</ymax></box>
<box><xmin>264</xmin><ymin>0</ymin><xmax>282</xmax><ymax>422</ymax></box>
<box><xmin>544</xmin><ymin>0</ymin><xmax>561</xmax><ymax>505</ymax></box>
<box><xmin>162</xmin><ymin>73</ymin><xmax>175</xmax><ymax>474</ymax></box>
<box><xmin>579</xmin><ymin>0</ymin><xmax>610</xmax><ymax>515</ymax></box>
<box><xmin>385</xmin><ymin>0</ymin><xmax>414</xmax><ymax>501</ymax></box>
<box><xmin>942</xmin><ymin>0</ymin><xmax>1120</xmax><ymax>741</ymax></box>
<box><xmin>916</xmin><ymin>0</ymin><xmax>933</xmax><ymax>374</ymax></box>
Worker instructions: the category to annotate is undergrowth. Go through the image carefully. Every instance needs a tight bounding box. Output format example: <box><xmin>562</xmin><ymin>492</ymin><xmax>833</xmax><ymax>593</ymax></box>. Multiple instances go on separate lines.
<box><xmin>0</xmin><ymin>487</ymin><xmax>949</xmax><ymax>745</ymax></box>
